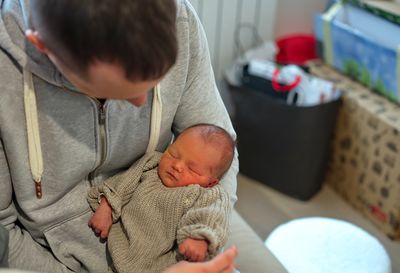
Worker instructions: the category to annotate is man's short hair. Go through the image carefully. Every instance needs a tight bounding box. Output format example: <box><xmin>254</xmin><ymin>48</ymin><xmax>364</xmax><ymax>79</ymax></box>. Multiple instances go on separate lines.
<box><xmin>29</xmin><ymin>0</ymin><xmax>178</xmax><ymax>80</ymax></box>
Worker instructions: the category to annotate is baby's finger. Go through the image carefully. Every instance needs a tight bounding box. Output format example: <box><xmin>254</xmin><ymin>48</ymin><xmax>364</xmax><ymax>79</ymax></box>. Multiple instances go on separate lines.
<box><xmin>178</xmin><ymin>244</ymin><xmax>186</xmax><ymax>255</ymax></box>
<box><xmin>100</xmin><ymin>230</ymin><xmax>108</xmax><ymax>239</ymax></box>
<box><xmin>198</xmin><ymin>254</ymin><xmax>206</xmax><ymax>262</ymax></box>
<box><xmin>192</xmin><ymin>253</ymin><xmax>200</xmax><ymax>262</ymax></box>
<box><xmin>185</xmin><ymin>253</ymin><xmax>194</xmax><ymax>262</ymax></box>
<box><xmin>180</xmin><ymin>250</ymin><xmax>189</xmax><ymax>260</ymax></box>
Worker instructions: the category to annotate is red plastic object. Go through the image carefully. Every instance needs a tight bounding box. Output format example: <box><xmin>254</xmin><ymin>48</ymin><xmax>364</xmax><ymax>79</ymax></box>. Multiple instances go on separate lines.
<box><xmin>272</xmin><ymin>69</ymin><xmax>302</xmax><ymax>92</ymax></box>
<box><xmin>275</xmin><ymin>34</ymin><xmax>318</xmax><ymax>65</ymax></box>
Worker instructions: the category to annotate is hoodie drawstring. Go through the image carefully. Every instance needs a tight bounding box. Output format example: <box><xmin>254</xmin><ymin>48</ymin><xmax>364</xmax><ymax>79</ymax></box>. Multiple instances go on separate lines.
<box><xmin>23</xmin><ymin>70</ymin><xmax>163</xmax><ymax>199</ymax></box>
<box><xmin>23</xmin><ymin>70</ymin><xmax>43</xmax><ymax>199</ymax></box>
<box><xmin>146</xmin><ymin>84</ymin><xmax>162</xmax><ymax>153</ymax></box>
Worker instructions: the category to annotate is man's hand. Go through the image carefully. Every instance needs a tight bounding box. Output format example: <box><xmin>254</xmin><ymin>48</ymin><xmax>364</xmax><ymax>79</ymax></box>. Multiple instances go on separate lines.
<box><xmin>88</xmin><ymin>196</ymin><xmax>112</xmax><ymax>239</ymax></box>
<box><xmin>164</xmin><ymin>245</ymin><xmax>238</xmax><ymax>273</ymax></box>
<box><xmin>179</xmin><ymin>238</ymin><xmax>208</xmax><ymax>262</ymax></box>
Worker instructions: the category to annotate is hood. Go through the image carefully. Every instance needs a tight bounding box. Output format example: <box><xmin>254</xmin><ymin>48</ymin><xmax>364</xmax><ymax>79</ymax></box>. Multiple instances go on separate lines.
<box><xmin>0</xmin><ymin>0</ymin><xmax>76</xmax><ymax>89</ymax></box>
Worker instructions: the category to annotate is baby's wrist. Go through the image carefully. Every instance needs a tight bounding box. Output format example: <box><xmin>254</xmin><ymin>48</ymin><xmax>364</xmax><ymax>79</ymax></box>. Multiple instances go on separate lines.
<box><xmin>98</xmin><ymin>196</ymin><xmax>112</xmax><ymax>211</ymax></box>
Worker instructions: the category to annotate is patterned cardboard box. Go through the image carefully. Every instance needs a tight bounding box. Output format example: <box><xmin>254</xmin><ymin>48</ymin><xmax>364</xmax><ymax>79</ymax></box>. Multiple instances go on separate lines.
<box><xmin>310</xmin><ymin>62</ymin><xmax>400</xmax><ymax>240</ymax></box>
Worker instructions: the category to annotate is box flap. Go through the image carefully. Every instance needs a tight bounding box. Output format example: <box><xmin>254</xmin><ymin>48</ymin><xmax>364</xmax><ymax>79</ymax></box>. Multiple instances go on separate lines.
<box><xmin>347</xmin><ymin>0</ymin><xmax>400</xmax><ymax>24</ymax></box>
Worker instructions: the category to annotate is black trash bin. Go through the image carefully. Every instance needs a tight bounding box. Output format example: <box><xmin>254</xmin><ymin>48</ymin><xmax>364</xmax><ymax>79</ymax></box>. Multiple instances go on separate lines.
<box><xmin>230</xmin><ymin>84</ymin><xmax>340</xmax><ymax>201</ymax></box>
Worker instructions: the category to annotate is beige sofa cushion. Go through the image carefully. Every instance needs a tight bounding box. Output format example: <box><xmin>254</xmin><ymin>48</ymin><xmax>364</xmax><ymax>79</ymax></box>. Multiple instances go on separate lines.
<box><xmin>228</xmin><ymin>209</ymin><xmax>287</xmax><ymax>273</ymax></box>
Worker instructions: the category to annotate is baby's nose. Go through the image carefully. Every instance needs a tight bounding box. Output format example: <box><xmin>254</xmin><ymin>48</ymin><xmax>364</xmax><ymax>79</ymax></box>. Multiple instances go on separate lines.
<box><xmin>173</xmin><ymin>162</ymin><xmax>183</xmax><ymax>172</ymax></box>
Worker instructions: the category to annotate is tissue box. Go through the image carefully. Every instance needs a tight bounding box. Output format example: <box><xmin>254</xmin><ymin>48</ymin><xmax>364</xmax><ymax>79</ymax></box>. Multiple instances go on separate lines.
<box><xmin>314</xmin><ymin>2</ymin><xmax>400</xmax><ymax>103</ymax></box>
<box><xmin>310</xmin><ymin>61</ymin><xmax>400</xmax><ymax>241</ymax></box>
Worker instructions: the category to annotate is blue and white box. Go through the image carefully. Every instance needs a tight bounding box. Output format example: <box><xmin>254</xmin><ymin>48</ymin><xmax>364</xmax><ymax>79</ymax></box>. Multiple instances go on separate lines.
<box><xmin>315</xmin><ymin>1</ymin><xmax>400</xmax><ymax>103</ymax></box>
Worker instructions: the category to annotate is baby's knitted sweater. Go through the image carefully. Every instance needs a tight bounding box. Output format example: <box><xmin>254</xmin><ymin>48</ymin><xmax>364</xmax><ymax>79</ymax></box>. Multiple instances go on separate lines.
<box><xmin>87</xmin><ymin>152</ymin><xmax>230</xmax><ymax>273</ymax></box>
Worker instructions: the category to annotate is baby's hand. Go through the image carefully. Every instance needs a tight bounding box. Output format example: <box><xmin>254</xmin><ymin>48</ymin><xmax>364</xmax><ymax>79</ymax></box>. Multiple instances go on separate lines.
<box><xmin>179</xmin><ymin>238</ymin><xmax>208</xmax><ymax>262</ymax></box>
<box><xmin>88</xmin><ymin>197</ymin><xmax>112</xmax><ymax>239</ymax></box>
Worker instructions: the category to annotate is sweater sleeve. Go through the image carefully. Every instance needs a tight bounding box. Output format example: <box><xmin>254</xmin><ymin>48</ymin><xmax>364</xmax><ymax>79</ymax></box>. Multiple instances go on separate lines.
<box><xmin>87</xmin><ymin>152</ymin><xmax>161</xmax><ymax>222</ymax></box>
<box><xmin>172</xmin><ymin>1</ymin><xmax>238</xmax><ymax>206</ymax></box>
<box><xmin>176</xmin><ymin>185</ymin><xmax>231</xmax><ymax>259</ymax></box>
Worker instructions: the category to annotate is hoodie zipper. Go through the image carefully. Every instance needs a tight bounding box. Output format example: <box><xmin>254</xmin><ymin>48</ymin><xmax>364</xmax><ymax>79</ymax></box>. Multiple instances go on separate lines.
<box><xmin>88</xmin><ymin>99</ymin><xmax>107</xmax><ymax>184</ymax></box>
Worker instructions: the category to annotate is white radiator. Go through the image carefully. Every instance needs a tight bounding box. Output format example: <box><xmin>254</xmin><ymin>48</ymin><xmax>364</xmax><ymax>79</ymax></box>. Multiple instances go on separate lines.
<box><xmin>188</xmin><ymin>0</ymin><xmax>277</xmax><ymax>81</ymax></box>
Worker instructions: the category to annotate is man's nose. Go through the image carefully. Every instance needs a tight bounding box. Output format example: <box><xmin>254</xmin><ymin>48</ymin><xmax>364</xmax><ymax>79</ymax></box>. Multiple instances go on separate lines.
<box><xmin>126</xmin><ymin>94</ymin><xmax>148</xmax><ymax>107</ymax></box>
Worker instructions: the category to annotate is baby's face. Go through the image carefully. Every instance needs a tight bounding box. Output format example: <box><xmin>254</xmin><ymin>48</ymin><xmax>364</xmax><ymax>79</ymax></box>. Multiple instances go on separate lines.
<box><xmin>158</xmin><ymin>131</ymin><xmax>220</xmax><ymax>188</ymax></box>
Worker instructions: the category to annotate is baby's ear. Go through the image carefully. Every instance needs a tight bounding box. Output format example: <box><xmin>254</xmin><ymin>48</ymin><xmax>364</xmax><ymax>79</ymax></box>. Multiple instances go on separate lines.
<box><xmin>207</xmin><ymin>178</ymin><xmax>219</xmax><ymax>188</ymax></box>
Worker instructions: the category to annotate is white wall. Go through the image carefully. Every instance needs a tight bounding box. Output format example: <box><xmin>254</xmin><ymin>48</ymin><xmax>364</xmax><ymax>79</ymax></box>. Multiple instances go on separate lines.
<box><xmin>189</xmin><ymin>0</ymin><xmax>278</xmax><ymax>80</ymax></box>
<box><xmin>275</xmin><ymin>0</ymin><xmax>326</xmax><ymax>38</ymax></box>
<box><xmin>188</xmin><ymin>0</ymin><xmax>325</xmax><ymax>81</ymax></box>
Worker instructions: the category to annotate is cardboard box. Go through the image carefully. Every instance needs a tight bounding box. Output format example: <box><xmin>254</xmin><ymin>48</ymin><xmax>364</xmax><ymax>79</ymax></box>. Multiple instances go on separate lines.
<box><xmin>314</xmin><ymin>2</ymin><xmax>400</xmax><ymax>103</ymax></box>
<box><xmin>309</xmin><ymin>62</ymin><xmax>400</xmax><ymax>241</ymax></box>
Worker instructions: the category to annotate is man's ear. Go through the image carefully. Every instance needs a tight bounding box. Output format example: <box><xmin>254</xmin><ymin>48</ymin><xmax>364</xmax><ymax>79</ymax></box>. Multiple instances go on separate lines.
<box><xmin>207</xmin><ymin>178</ymin><xmax>219</xmax><ymax>188</ymax></box>
<box><xmin>25</xmin><ymin>29</ymin><xmax>49</xmax><ymax>54</ymax></box>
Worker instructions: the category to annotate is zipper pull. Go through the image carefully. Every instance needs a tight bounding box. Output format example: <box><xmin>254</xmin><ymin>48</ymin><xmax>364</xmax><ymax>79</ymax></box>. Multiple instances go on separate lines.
<box><xmin>97</xmin><ymin>99</ymin><xmax>106</xmax><ymax>125</ymax></box>
<box><xmin>99</xmin><ymin>104</ymin><xmax>106</xmax><ymax>125</ymax></box>
<box><xmin>35</xmin><ymin>179</ymin><xmax>42</xmax><ymax>199</ymax></box>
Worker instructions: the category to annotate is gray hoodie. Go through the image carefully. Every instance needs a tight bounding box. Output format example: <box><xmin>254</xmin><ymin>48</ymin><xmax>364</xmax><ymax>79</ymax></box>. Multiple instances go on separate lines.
<box><xmin>0</xmin><ymin>0</ymin><xmax>238</xmax><ymax>272</ymax></box>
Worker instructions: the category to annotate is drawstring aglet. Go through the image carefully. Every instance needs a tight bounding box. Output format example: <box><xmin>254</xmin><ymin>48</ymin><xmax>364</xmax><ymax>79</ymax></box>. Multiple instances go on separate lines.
<box><xmin>35</xmin><ymin>179</ymin><xmax>42</xmax><ymax>199</ymax></box>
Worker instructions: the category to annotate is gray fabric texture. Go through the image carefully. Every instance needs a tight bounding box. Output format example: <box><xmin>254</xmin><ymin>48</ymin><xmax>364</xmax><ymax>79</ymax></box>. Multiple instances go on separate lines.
<box><xmin>0</xmin><ymin>224</ymin><xmax>8</xmax><ymax>267</ymax></box>
<box><xmin>0</xmin><ymin>0</ymin><xmax>238</xmax><ymax>272</ymax></box>
<box><xmin>87</xmin><ymin>152</ymin><xmax>230</xmax><ymax>273</ymax></box>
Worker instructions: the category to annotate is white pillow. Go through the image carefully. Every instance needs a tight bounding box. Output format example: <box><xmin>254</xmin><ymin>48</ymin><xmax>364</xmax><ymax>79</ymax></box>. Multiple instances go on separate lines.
<box><xmin>265</xmin><ymin>217</ymin><xmax>391</xmax><ymax>273</ymax></box>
